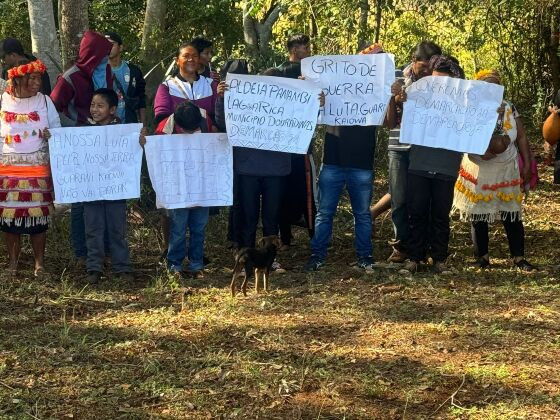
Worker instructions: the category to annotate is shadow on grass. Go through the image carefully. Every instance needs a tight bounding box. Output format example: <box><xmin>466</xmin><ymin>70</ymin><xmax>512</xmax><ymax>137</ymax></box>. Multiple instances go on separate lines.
<box><xmin>1</xmin><ymin>310</ymin><xmax>558</xmax><ymax>418</ymax></box>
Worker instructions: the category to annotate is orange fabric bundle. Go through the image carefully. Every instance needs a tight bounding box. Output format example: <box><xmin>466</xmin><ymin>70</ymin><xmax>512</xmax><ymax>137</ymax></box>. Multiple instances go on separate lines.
<box><xmin>543</xmin><ymin>112</ymin><xmax>560</xmax><ymax>145</ymax></box>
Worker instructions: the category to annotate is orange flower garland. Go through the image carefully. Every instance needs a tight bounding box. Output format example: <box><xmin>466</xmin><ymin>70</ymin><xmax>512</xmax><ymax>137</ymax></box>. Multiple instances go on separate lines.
<box><xmin>0</xmin><ymin>110</ymin><xmax>40</xmax><ymax>123</ymax></box>
<box><xmin>475</xmin><ymin>69</ymin><xmax>501</xmax><ymax>83</ymax></box>
<box><xmin>4</xmin><ymin>130</ymin><xmax>42</xmax><ymax>145</ymax></box>
<box><xmin>456</xmin><ymin>179</ymin><xmax>523</xmax><ymax>204</ymax></box>
<box><xmin>6</xmin><ymin>60</ymin><xmax>47</xmax><ymax>80</ymax></box>
<box><xmin>455</xmin><ymin>180</ymin><xmax>493</xmax><ymax>203</ymax></box>
<box><xmin>503</xmin><ymin>107</ymin><xmax>513</xmax><ymax>131</ymax></box>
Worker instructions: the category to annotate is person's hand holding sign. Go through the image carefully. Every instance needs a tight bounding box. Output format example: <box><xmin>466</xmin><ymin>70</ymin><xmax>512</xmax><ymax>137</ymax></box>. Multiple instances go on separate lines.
<box><xmin>319</xmin><ymin>91</ymin><xmax>325</xmax><ymax>107</ymax></box>
<box><xmin>391</xmin><ymin>80</ymin><xmax>407</xmax><ymax>104</ymax></box>
<box><xmin>496</xmin><ymin>103</ymin><xmax>505</xmax><ymax>117</ymax></box>
<box><xmin>139</xmin><ymin>127</ymin><xmax>147</xmax><ymax>146</ymax></box>
<box><xmin>217</xmin><ymin>81</ymin><xmax>228</xmax><ymax>97</ymax></box>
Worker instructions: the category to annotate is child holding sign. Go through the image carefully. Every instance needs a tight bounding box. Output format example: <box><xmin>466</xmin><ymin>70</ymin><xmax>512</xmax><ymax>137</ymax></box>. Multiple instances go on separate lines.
<box><xmin>83</xmin><ymin>89</ymin><xmax>145</xmax><ymax>283</ymax></box>
<box><xmin>155</xmin><ymin>101</ymin><xmax>212</xmax><ymax>279</ymax></box>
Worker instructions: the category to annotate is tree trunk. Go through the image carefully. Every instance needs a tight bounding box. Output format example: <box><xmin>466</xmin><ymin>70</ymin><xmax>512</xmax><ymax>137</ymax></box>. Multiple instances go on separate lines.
<box><xmin>243</xmin><ymin>2</ymin><xmax>282</xmax><ymax>58</ymax></box>
<box><xmin>243</xmin><ymin>3</ymin><xmax>259</xmax><ymax>55</ymax></box>
<box><xmin>28</xmin><ymin>0</ymin><xmax>62</xmax><ymax>84</ymax></box>
<box><xmin>309</xmin><ymin>6</ymin><xmax>318</xmax><ymax>38</ymax></box>
<box><xmin>374</xmin><ymin>0</ymin><xmax>383</xmax><ymax>44</ymax></box>
<box><xmin>141</xmin><ymin>0</ymin><xmax>167</xmax><ymax>101</ymax></box>
<box><xmin>59</xmin><ymin>0</ymin><xmax>89</xmax><ymax>70</ymax></box>
<box><xmin>141</xmin><ymin>0</ymin><xmax>167</xmax><ymax>62</ymax></box>
<box><xmin>548</xmin><ymin>12</ymin><xmax>560</xmax><ymax>94</ymax></box>
<box><xmin>357</xmin><ymin>0</ymin><xmax>370</xmax><ymax>51</ymax></box>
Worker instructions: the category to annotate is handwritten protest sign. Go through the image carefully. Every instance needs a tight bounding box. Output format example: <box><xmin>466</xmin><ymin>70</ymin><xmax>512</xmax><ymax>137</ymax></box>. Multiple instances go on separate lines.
<box><xmin>400</xmin><ymin>76</ymin><xmax>504</xmax><ymax>154</ymax></box>
<box><xmin>49</xmin><ymin>124</ymin><xmax>143</xmax><ymax>203</ymax></box>
<box><xmin>301</xmin><ymin>54</ymin><xmax>395</xmax><ymax>126</ymax></box>
<box><xmin>224</xmin><ymin>74</ymin><xmax>321</xmax><ymax>154</ymax></box>
<box><xmin>144</xmin><ymin>133</ymin><xmax>233</xmax><ymax>209</ymax></box>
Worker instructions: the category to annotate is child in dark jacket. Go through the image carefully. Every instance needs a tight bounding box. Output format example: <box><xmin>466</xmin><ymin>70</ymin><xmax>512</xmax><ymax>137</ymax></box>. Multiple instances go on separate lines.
<box><xmin>84</xmin><ymin>89</ymin><xmax>145</xmax><ymax>283</ymax></box>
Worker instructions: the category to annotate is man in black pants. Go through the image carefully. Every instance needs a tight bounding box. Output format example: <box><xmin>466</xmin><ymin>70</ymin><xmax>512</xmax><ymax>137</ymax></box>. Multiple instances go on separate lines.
<box><xmin>215</xmin><ymin>67</ymin><xmax>289</xmax><ymax>268</ymax></box>
<box><xmin>403</xmin><ymin>55</ymin><xmax>464</xmax><ymax>274</ymax></box>
<box><xmin>277</xmin><ymin>34</ymin><xmax>317</xmax><ymax>249</ymax></box>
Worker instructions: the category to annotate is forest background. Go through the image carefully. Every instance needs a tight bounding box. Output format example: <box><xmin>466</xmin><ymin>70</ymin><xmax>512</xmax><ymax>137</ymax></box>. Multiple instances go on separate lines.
<box><xmin>2</xmin><ymin>0</ymin><xmax>559</xmax><ymax>132</ymax></box>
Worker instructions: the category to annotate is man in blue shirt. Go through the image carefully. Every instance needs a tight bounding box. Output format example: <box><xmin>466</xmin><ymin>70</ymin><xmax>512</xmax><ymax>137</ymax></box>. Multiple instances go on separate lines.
<box><xmin>105</xmin><ymin>32</ymin><xmax>146</xmax><ymax>124</ymax></box>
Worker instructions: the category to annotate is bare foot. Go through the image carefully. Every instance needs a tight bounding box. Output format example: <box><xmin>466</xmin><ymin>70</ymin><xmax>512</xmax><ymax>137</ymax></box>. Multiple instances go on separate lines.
<box><xmin>34</xmin><ymin>266</ymin><xmax>46</xmax><ymax>279</ymax></box>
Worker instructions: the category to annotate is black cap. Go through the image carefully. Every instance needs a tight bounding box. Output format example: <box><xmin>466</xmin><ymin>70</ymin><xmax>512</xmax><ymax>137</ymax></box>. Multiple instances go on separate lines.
<box><xmin>0</xmin><ymin>38</ymin><xmax>25</xmax><ymax>57</ymax></box>
<box><xmin>105</xmin><ymin>32</ymin><xmax>123</xmax><ymax>45</ymax></box>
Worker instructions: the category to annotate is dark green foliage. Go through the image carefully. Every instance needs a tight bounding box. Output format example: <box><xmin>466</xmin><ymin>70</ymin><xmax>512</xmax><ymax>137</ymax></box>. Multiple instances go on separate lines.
<box><xmin>2</xmin><ymin>0</ymin><xmax>559</xmax><ymax>129</ymax></box>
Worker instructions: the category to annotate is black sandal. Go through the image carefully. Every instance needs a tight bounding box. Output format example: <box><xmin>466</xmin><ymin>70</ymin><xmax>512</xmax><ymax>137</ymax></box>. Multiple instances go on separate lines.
<box><xmin>473</xmin><ymin>257</ymin><xmax>490</xmax><ymax>269</ymax></box>
<box><xmin>514</xmin><ymin>259</ymin><xmax>537</xmax><ymax>272</ymax></box>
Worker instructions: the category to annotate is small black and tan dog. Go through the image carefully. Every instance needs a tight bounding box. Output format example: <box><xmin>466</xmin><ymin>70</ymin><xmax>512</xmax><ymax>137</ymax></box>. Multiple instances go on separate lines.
<box><xmin>230</xmin><ymin>235</ymin><xmax>282</xmax><ymax>297</ymax></box>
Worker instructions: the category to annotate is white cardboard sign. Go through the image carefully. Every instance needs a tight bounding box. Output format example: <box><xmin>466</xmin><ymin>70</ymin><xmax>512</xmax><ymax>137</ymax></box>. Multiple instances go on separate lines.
<box><xmin>224</xmin><ymin>74</ymin><xmax>321</xmax><ymax>154</ymax></box>
<box><xmin>144</xmin><ymin>133</ymin><xmax>233</xmax><ymax>209</ymax></box>
<box><xmin>49</xmin><ymin>124</ymin><xmax>143</xmax><ymax>203</ymax></box>
<box><xmin>301</xmin><ymin>54</ymin><xmax>395</xmax><ymax>126</ymax></box>
<box><xmin>400</xmin><ymin>76</ymin><xmax>504</xmax><ymax>154</ymax></box>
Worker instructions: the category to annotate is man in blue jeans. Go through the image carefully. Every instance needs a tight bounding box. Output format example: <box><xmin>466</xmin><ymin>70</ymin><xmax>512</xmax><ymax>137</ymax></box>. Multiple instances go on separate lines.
<box><xmin>304</xmin><ymin>154</ymin><xmax>376</xmax><ymax>271</ymax></box>
<box><xmin>304</xmin><ymin>44</ymin><xmax>399</xmax><ymax>272</ymax></box>
<box><xmin>304</xmin><ymin>89</ymin><xmax>397</xmax><ymax>271</ymax></box>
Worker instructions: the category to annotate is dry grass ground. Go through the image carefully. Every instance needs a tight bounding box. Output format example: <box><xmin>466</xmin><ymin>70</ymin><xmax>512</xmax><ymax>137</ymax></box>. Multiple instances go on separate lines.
<box><xmin>0</xmin><ymin>163</ymin><xmax>559</xmax><ymax>419</ymax></box>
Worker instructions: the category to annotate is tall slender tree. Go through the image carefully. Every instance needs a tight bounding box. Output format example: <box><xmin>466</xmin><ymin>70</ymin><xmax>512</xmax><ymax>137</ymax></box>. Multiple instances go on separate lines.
<box><xmin>141</xmin><ymin>0</ymin><xmax>167</xmax><ymax>98</ymax></box>
<box><xmin>27</xmin><ymin>0</ymin><xmax>62</xmax><ymax>83</ymax></box>
<box><xmin>59</xmin><ymin>0</ymin><xmax>89</xmax><ymax>70</ymax></box>
<box><xmin>357</xmin><ymin>0</ymin><xmax>370</xmax><ymax>50</ymax></box>
<box><xmin>141</xmin><ymin>0</ymin><xmax>167</xmax><ymax>59</ymax></box>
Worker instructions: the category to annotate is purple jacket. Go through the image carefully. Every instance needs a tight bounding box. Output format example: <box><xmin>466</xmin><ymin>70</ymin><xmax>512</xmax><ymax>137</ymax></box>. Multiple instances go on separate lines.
<box><xmin>153</xmin><ymin>75</ymin><xmax>218</xmax><ymax>123</ymax></box>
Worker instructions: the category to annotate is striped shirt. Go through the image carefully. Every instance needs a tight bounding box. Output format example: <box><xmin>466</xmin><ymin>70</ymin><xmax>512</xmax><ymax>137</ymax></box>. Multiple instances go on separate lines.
<box><xmin>387</xmin><ymin>68</ymin><xmax>411</xmax><ymax>151</ymax></box>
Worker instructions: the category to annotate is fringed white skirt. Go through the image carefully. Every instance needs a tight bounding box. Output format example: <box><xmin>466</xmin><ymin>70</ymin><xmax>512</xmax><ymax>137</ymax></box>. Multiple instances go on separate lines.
<box><xmin>452</xmin><ymin>154</ymin><xmax>524</xmax><ymax>223</ymax></box>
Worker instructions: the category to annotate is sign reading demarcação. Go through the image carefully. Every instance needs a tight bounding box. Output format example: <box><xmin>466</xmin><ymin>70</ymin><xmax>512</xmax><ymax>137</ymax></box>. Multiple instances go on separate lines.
<box><xmin>400</xmin><ymin>76</ymin><xmax>504</xmax><ymax>154</ymax></box>
<box><xmin>224</xmin><ymin>74</ymin><xmax>321</xmax><ymax>154</ymax></box>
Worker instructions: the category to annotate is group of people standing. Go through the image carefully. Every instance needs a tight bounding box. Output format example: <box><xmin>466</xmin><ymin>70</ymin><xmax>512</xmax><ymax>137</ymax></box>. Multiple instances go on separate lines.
<box><xmin>0</xmin><ymin>29</ymin><xmax>551</xmax><ymax>282</ymax></box>
<box><xmin>365</xmin><ymin>43</ymin><xmax>537</xmax><ymax>274</ymax></box>
<box><xmin>0</xmin><ymin>32</ymin><xmax>147</xmax><ymax>280</ymax></box>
